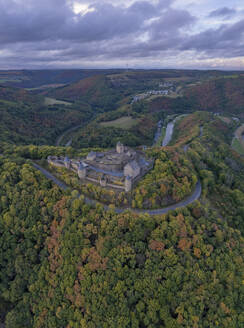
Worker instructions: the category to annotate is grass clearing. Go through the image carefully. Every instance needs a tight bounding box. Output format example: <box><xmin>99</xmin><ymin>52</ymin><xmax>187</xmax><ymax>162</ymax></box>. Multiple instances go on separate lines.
<box><xmin>232</xmin><ymin>138</ymin><xmax>244</xmax><ymax>156</ymax></box>
<box><xmin>219</xmin><ymin>116</ymin><xmax>232</xmax><ymax>124</ymax></box>
<box><xmin>0</xmin><ymin>99</ymin><xmax>17</xmax><ymax>106</ymax></box>
<box><xmin>44</xmin><ymin>97</ymin><xmax>72</xmax><ymax>106</ymax></box>
<box><xmin>100</xmin><ymin>116</ymin><xmax>139</xmax><ymax>129</ymax></box>
<box><xmin>0</xmin><ymin>79</ymin><xmax>22</xmax><ymax>83</ymax></box>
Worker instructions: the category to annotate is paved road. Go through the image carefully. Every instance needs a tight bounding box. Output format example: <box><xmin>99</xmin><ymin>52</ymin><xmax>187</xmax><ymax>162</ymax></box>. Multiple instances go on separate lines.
<box><xmin>33</xmin><ymin>163</ymin><xmax>202</xmax><ymax>216</ymax></box>
<box><xmin>56</xmin><ymin>124</ymin><xmax>84</xmax><ymax>146</ymax></box>
<box><xmin>183</xmin><ymin>125</ymin><xmax>203</xmax><ymax>153</ymax></box>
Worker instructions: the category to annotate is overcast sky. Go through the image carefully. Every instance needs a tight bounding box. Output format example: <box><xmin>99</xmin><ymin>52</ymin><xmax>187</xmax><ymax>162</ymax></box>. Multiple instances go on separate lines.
<box><xmin>0</xmin><ymin>0</ymin><xmax>243</xmax><ymax>70</ymax></box>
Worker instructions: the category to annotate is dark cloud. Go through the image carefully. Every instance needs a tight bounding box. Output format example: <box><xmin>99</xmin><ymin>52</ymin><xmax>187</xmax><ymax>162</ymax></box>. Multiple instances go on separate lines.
<box><xmin>149</xmin><ymin>8</ymin><xmax>195</xmax><ymax>40</ymax></box>
<box><xmin>208</xmin><ymin>7</ymin><xmax>236</xmax><ymax>18</ymax></box>
<box><xmin>181</xmin><ymin>19</ymin><xmax>244</xmax><ymax>58</ymax></box>
<box><xmin>0</xmin><ymin>0</ymin><xmax>163</xmax><ymax>44</ymax></box>
<box><xmin>0</xmin><ymin>0</ymin><xmax>243</xmax><ymax>69</ymax></box>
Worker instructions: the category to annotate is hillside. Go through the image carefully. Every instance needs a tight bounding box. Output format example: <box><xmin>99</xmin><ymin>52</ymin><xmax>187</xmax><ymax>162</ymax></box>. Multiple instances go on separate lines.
<box><xmin>47</xmin><ymin>74</ymin><xmax>127</xmax><ymax>112</ymax></box>
<box><xmin>48</xmin><ymin>75</ymin><xmax>107</xmax><ymax>100</ymax></box>
<box><xmin>0</xmin><ymin>85</ymin><xmax>93</xmax><ymax>145</ymax></box>
<box><xmin>0</xmin><ymin>111</ymin><xmax>243</xmax><ymax>327</ymax></box>
<box><xmin>1</xmin><ymin>69</ymin><xmax>239</xmax><ymax>89</ymax></box>
<box><xmin>0</xmin><ymin>69</ymin><xmax>123</xmax><ymax>89</ymax></box>
<box><xmin>0</xmin><ymin>70</ymin><xmax>244</xmax><ymax>328</ymax></box>
<box><xmin>0</xmin><ymin>85</ymin><xmax>37</xmax><ymax>104</ymax></box>
<box><xmin>184</xmin><ymin>76</ymin><xmax>244</xmax><ymax>116</ymax></box>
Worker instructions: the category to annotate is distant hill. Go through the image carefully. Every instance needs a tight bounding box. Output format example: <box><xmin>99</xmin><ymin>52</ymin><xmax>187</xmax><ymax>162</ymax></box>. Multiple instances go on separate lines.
<box><xmin>0</xmin><ymin>69</ymin><xmax>123</xmax><ymax>88</ymax></box>
<box><xmin>0</xmin><ymin>85</ymin><xmax>37</xmax><ymax>104</ymax></box>
<box><xmin>0</xmin><ymin>68</ymin><xmax>241</xmax><ymax>89</ymax></box>
<box><xmin>184</xmin><ymin>76</ymin><xmax>244</xmax><ymax>115</ymax></box>
<box><xmin>0</xmin><ymin>85</ymin><xmax>92</xmax><ymax>145</ymax></box>
<box><xmin>48</xmin><ymin>75</ymin><xmax>107</xmax><ymax>100</ymax></box>
<box><xmin>47</xmin><ymin>70</ymin><xmax>240</xmax><ymax>109</ymax></box>
<box><xmin>47</xmin><ymin>75</ymin><xmax>125</xmax><ymax>111</ymax></box>
<box><xmin>146</xmin><ymin>76</ymin><xmax>244</xmax><ymax>117</ymax></box>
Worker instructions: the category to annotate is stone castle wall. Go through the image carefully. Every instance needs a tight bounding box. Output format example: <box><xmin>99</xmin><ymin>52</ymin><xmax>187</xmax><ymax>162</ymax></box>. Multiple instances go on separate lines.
<box><xmin>47</xmin><ymin>142</ymin><xmax>153</xmax><ymax>193</ymax></box>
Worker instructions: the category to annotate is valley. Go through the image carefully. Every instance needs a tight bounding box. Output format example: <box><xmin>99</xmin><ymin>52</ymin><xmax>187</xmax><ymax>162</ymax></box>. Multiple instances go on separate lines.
<box><xmin>0</xmin><ymin>69</ymin><xmax>243</xmax><ymax>328</ymax></box>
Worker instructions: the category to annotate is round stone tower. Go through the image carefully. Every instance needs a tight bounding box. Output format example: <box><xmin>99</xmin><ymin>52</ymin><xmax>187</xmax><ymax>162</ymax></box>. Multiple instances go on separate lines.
<box><xmin>64</xmin><ymin>156</ymin><xmax>71</xmax><ymax>169</ymax></box>
<box><xmin>116</xmin><ymin>141</ymin><xmax>125</xmax><ymax>154</ymax></box>
<box><xmin>125</xmin><ymin>175</ymin><xmax>132</xmax><ymax>192</ymax></box>
<box><xmin>78</xmin><ymin>162</ymin><xmax>87</xmax><ymax>179</ymax></box>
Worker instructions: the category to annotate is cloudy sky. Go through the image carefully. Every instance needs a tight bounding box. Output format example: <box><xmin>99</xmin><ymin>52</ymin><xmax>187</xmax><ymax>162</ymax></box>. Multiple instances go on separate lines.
<box><xmin>0</xmin><ymin>0</ymin><xmax>243</xmax><ymax>70</ymax></box>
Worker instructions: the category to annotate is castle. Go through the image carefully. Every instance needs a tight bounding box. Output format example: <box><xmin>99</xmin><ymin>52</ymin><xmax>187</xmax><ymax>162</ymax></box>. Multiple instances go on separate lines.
<box><xmin>48</xmin><ymin>142</ymin><xmax>153</xmax><ymax>192</ymax></box>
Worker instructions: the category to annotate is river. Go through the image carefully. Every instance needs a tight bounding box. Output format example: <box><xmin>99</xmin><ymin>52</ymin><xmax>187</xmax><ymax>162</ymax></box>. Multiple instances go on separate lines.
<box><xmin>162</xmin><ymin>120</ymin><xmax>175</xmax><ymax>146</ymax></box>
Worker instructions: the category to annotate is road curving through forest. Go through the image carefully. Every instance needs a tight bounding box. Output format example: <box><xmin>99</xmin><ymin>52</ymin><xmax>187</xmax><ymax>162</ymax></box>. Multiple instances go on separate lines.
<box><xmin>56</xmin><ymin>124</ymin><xmax>84</xmax><ymax>147</ymax></box>
<box><xmin>32</xmin><ymin>163</ymin><xmax>202</xmax><ymax>216</ymax></box>
<box><xmin>47</xmin><ymin>114</ymin><xmax>203</xmax><ymax>215</ymax></box>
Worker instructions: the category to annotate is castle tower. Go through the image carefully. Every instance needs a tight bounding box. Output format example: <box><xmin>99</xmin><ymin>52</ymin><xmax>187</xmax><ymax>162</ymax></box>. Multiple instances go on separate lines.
<box><xmin>125</xmin><ymin>175</ymin><xmax>132</xmax><ymax>192</ymax></box>
<box><xmin>86</xmin><ymin>151</ymin><xmax>97</xmax><ymax>161</ymax></box>
<box><xmin>64</xmin><ymin>156</ymin><xmax>71</xmax><ymax>169</ymax></box>
<box><xmin>116</xmin><ymin>141</ymin><xmax>125</xmax><ymax>154</ymax></box>
<box><xmin>100</xmin><ymin>174</ymin><xmax>107</xmax><ymax>187</ymax></box>
<box><xmin>78</xmin><ymin>162</ymin><xmax>87</xmax><ymax>179</ymax></box>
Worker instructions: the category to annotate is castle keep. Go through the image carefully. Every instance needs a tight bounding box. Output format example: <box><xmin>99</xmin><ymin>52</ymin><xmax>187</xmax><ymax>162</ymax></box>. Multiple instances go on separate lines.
<box><xmin>48</xmin><ymin>142</ymin><xmax>153</xmax><ymax>192</ymax></box>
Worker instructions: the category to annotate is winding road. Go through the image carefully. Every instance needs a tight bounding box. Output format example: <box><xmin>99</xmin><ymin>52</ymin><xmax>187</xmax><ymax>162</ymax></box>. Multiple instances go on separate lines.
<box><xmin>33</xmin><ymin>163</ymin><xmax>202</xmax><ymax>216</ymax></box>
<box><xmin>56</xmin><ymin>124</ymin><xmax>84</xmax><ymax>147</ymax></box>
<box><xmin>33</xmin><ymin>113</ymin><xmax>202</xmax><ymax>216</ymax></box>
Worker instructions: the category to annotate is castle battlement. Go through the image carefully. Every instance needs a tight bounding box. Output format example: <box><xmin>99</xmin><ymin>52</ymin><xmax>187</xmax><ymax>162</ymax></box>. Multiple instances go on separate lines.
<box><xmin>47</xmin><ymin>142</ymin><xmax>153</xmax><ymax>192</ymax></box>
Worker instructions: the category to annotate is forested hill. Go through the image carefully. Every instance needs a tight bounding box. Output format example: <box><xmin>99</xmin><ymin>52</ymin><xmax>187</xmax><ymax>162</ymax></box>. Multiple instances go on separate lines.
<box><xmin>184</xmin><ymin>76</ymin><xmax>244</xmax><ymax>115</ymax></box>
<box><xmin>1</xmin><ymin>69</ymin><xmax>239</xmax><ymax>89</ymax></box>
<box><xmin>0</xmin><ymin>111</ymin><xmax>243</xmax><ymax>328</ymax></box>
<box><xmin>0</xmin><ymin>85</ymin><xmax>37</xmax><ymax>104</ymax></box>
<box><xmin>0</xmin><ymin>69</ymin><xmax>122</xmax><ymax>88</ymax></box>
<box><xmin>0</xmin><ymin>85</ymin><xmax>92</xmax><ymax>145</ymax></box>
<box><xmin>46</xmin><ymin>74</ymin><xmax>125</xmax><ymax>111</ymax></box>
<box><xmin>0</xmin><ymin>70</ymin><xmax>244</xmax><ymax>328</ymax></box>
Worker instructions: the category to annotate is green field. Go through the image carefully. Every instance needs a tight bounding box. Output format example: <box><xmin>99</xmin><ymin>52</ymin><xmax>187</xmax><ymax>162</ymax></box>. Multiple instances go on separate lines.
<box><xmin>232</xmin><ymin>138</ymin><xmax>244</xmax><ymax>155</ymax></box>
<box><xmin>0</xmin><ymin>79</ymin><xmax>22</xmax><ymax>83</ymax></box>
<box><xmin>0</xmin><ymin>99</ymin><xmax>17</xmax><ymax>106</ymax></box>
<box><xmin>219</xmin><ymin>116</ymin><xmax>232</xmax><ymax>124</ymax></box>
<box><xmin>44</xmin><ymin>97</ymin><xmax>72</xmax><ymax>106</ymax></box>
<box><xmin>100</xmin><ymin>116</ymin><xmax>139</xmax><ymax>129</ymax></box>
